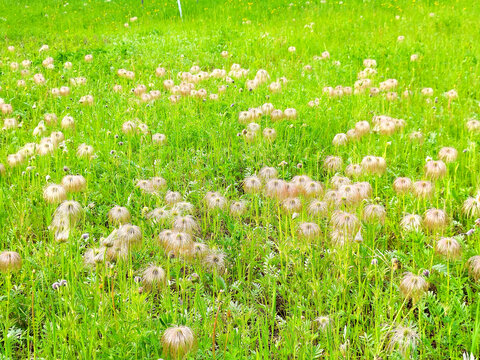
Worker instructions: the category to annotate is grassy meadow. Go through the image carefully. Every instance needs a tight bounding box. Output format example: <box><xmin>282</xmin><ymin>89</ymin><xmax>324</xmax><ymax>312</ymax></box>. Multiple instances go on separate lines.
<box><xmin>1</xmin><ymin>0</ymin><xmax>480</xmax><ymax>358</ymax></box>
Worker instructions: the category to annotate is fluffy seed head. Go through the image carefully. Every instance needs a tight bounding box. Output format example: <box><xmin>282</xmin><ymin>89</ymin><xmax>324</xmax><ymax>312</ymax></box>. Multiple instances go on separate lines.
<box><xmin>165</xmin><ymin>191</ymin><xmax>182</xmax><ymax>205</ymax></box>
<box><xmin>412</xmin><ymin>180</ymin><xmax>433</xmax><ymax>198</ymax></box>
<box><xmin>323</xmin><ymin>156</ymin><xmax>343</xmax><ymax>172</ymax></box>
<box><xmin>308</xmin><ymin>200</ymin><xmax>328</xmax><ymax>217</ymax></box>
<box><xmin>333</xmin><ymin>133</ymin><xmax>348</xmax><ymax>146</ymax></box>
<box><xmin>297</xmin><ymin>222</ymin><xmax>321</xmax><ymax>239</ymax></box>
<box><xmin>161</xmin><ymin>326</ymin><xmax>196</xmax><ymax>359</ymax></box>
<box><xmin>435</xmin><ymin>237</ymin><xmax>461</xmax><ymax>259</ymax></box>
<box><xmin>142</xmin><ymin>265</ymin><xmax>167</xmax><ymax>292</ymax></box>
<box><xmin>330</xmin><ymin>175</ymin><xmax>351</xmax><ymax>189</ymax></box>
<box><xmin>284</xmin><ymin>108</ymin><xmax>297</xmax><ymax>120</ymax></box>
<box><xmin>399</xmin><ymin>272</ymin><xmax>428</xmax><ymax>302</ymax></box>
<box><xmin>173</xmin><ymin>215</ymin><xmax>199</xmax><ymax>234</ymax></box>
<box><xmin>50</xmin><ymin>216</ymin><xmax>71</xmax><ymax>242</ymax></box>
<box><xmin>61</xmin><ymin>116</ymin><xmax>75</xmax><ymax>129</ymax></box>
<box><xmin>438</xmin><ymin>147</ymin><xmax>458</xmax><ymax>163</ymax></box>
<box><xmin>337</xmin><ymin>184</ymin><xmax>362</xmax><ymax>207</ymax></box>
<box><xmin>423</xmin><ymin>208</ymin><xmax>448</xmax><ymax>232</ymax></box>
<box><xmin>462</xmin><ymin>194</ymin><xmax>480</xmax><ymax>218</ymax></box>
<box><xmin>117</xmin><ymin>224</ymin><xmax>142</xmax><ymax>249</ymax></box>
<box><xmin>61</xmin><ymin>175</ymin><xmax>87</xmax><ymax>192</ymax></box>
<box><xmin>203</xmin><ymin>251</ymin><xmax>226</xmax><ymax>274</ymax></box>
<box><xmin>108</xmin><ymin>206</ymin><xmax>131</xmax><ymax>225</ymax></box>
<box><xmin>400</xmin><ymin>214</ymin><xmax>422</xmax><ymax>232</ymax></box>
<box><xmin>172</xmin><ymin>202</ymin><xmax>195</xmax><ymax>216</ymax></box>
<box><xmin>387</xmin><ymin>324</ymin><xmax>420</xmax><ymax>356</ymax></box>
<box><xmin>363</xmin><ymin>204</ymin><xmax>386</xmax><ymax>224</ymax></box>
<box><xmin>204</xmin><ymin>192</ymin><xmax>227</xmax><ymax>210</ymax></box>
<box><xmin>243</xmin><ymin>176</ymin><xmax>262</xmax><ymax>193</ymax></box>
<box><xmin>229</xmin><ymin>201</ymin><xmax>247</xmax><ymax>216</ymax></box>
<box><xmin>152</xmin><ymin>133</ymin><xmax>167</xmax><ymax>145</ymax></box>
<box><xmin>331</xmin><ymin>210</ymin><xmax>360</xmax><ymax>235</ymax></box>
<box><xmin>303</xmin><ymin>180</ymin><xmax>324</xmax><ymax>198</ymax></box>
<box><xmin>262</xmin><ymin>128</ymin><xmax>277</xmax><ymax>142</ymax></box>
<box><xmin>147</xmin><ymin>208</ymin><xmax>172</xmax><ymax>224</ymax></box>
<box><xmin>258</xmin><ymin>166</ymin><xmax>278</xmax><ymax>181</ymax></box>
<box><xmin>282</xmin><ymin>197</ymin><xmax>302</xmax><ymax>213</ymax></box>
<box><xmin>409</xmin><ymin>131</ymin><xmax>424</xmax><ymax>143</ymax></box>
<box><xmin>468</xmin><ymin>256</ymin><xmax>480</xmax><ymax>281</ymax></box>
<box><xmin>0</xmin><ymin>251</ymin><xmax>22</xmax><ymax>272</ymax></box>
<box><xmin>165</xmin><ymin>232</ymin><xmax>193</xmax><ymax>256</ymax></box>
<box><xmin>314</xmin><ymin>316</ymin><xmax>331</xmax><ymax>331</ymax></box>
<box><xmin>270</xmin><ymin>109</ymin><xmax>284</xmax><ymax>121</ymax></box>
<box><xmin>393</xmin><ymin>177</ymin><xmax>412</xmax><ymax>194</ymax></box>
<box><xmin>77</xmin><ymin>143</ymin><xmax>94</xmax><ymax>159</ymax></box>
<box><xmin>345</xmin><ymin>164</ymin><xmax>363</xmax><ymax>178</ymax></box>
<box><xmin>43</xmin><ymin>184</ymin><xmax>67</xmax><ymax>204</ymax></box>
<box><xmin>466</xmin><ymin>119</ymin><xmax>480</xmax><ymax>133</ymax></box>
<box><xmin>424</xmin><ymin>160</ymin><xmax>447</xmax><ymax>180</ymax></box>
<box><xmin>263</xmin><ymin>179</ymin><xmax>286</xmax><ymax>199</ymax></box>
<box><xmin>361</xmin><ymin>156</ymin><xmax>386</xmax><ymax>175</ymax></box>
<box><xmin>55</xmin><ymin>200</ymin><xmax>83</xmax><ymax>223</ymax></box>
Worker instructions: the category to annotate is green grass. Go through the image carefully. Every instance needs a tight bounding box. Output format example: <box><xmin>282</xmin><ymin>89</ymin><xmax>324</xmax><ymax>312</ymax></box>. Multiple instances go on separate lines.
<box><xmin>1</xmin><ymin>0</ymin><xmax>480</xmax><ymax>358</ymax></box>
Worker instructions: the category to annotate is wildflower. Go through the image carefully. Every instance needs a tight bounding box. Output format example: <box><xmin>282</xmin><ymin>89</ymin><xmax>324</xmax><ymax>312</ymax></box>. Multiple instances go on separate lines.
<box><xmin>363</xmin><ymin>204</ymin><xmax>386</xmax><ymax>224</ymax></box>
<box><xmin>435</xmin><ymin>237</ymin><xmax>461</xmax><ymax>259</ymax></box>
<box><xmin>332</xmin><ymin>133</ymin><xmax>348</xmax><ymax>146</ymax></box>
<box><xmin>297</xmin><ymin>222</ymin><xmax>320</xmax><ymax>239</ymax></box>
<box><xmin>345</xmin><ymin>164</ymin><xmax>363</xmax><ymax>178</ymax></box>
<box><xmin>142</xmin><ymin>265</ymin><xmax>167</xmax><ymax>292</ymax></box>
<box><xmin>438</xmin><ymin>147</ymin><xmax>458</xmax><ymax>163</ymax></box>
<box><xmin>399</xmin><ymin>272</ymin><xmax>428</xmax><ymax>302</ymax></box>
<box><xmin>61</xmin><ymin>175</ymin><xmax>87</xmax><ymax>192</ymax></box>
<box><xmin>308</xmin><ymin>200</ymin><xmax>328</xmax><ymax>217</ymax></box>
<box><xmin>258</xmin><ymin>166</ymin><xmax>278</xmax><ymax>180</ymax></box>
<box><xmin>314</xmin><ymin>316</ymin><xmax>331</xmax><ymax>331</ymax></box>
<box><xmin>0</xmin><ymin>251</ymin><xmax>22</xmax><ymax>272</ymax></box>
<box><xmin>463</xmin><ymin>194</ymin><xmax>480</xmax><ymax>217</ymax></box>
<box><xmin>229</xmin><ymin>201</ymin><xmax>247</xmax><ymax>216</ymax></box>
<box><xmin>43</xmin><ymin>184</ymin><xmax>67</xmax><ymax>204</ymax></box>
<box><xmin>423</xmin><ymin>208</ymin><xmax>448</xmax><ymax>232</ymax></box>
<box><xmin>468</xmin><ymin>256</ymin><xmax>480</xmax><ymax>281</ymax></box>
<box><xmin>161</xmin><ymin>326</ymin><xmax>196</xmax><ymax>359</ymax></box>
<box><xmin>393</xmin><ymin>177</ymin><xmax>412</xmax><ymax>194</ymax></box>
<box><xmin>323</xmin><ymin>156</ymin><xmax>343</xmax><ymax>172</ymax></box>
<box><xmin>400</xmin><ymin>214</ymin><xmax>422</xmax><ymax>232</ymax></box>
<box><xmin>164</xmin><ymin>191</ymin><xmax>181</xmax><ymax>204</ymax></box>
<box><xmin>117</xmin><ymin>224</ymin><xmax>142</xmax><ymax>249</ymax></box>
<box><xmin>424</xmin><ymin>160</ymin><xmax>447</xmax><ymax>179</ymax></box>
<box><xmin>108</xmin><ymin>206</ymin><xmax>131</xmax><ymax>225</ymax></box>
<box><xmin>203</xmin><ymin>251</ymin><xmax>226</xmax><ymax>273</ymax></box>
<box><xmin>387</xmin><ymin>324</ymin><xmax>420</xmax><ymax>356</ymax></box>
<box><xmin>264</xmin><ymin>179</ymin><xmax>288</xmax><ymax>199</ymax></box>
<box><xmin>412</xmin><ymin>180</ymin><xmax>433</xmax><ymax>198</ymax></box>
<box><xmin>173</xmin><ymin>215</ymin><xmax>199</xmax><ymax>234</ymax></box>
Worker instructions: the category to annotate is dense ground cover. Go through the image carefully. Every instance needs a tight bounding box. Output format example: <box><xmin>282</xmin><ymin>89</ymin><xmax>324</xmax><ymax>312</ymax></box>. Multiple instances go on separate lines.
<box><xmin>1</xmin><ymin>0</ymin><xmax>480</xmax><ymax>358</ymax></box>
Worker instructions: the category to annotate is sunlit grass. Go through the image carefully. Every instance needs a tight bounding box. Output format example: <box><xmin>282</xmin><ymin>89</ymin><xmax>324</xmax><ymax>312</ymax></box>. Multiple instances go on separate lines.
<box><xmin>0</xmin><ymin>0</ymin><xmax>480</xmax><ymax>359</ymax></box>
